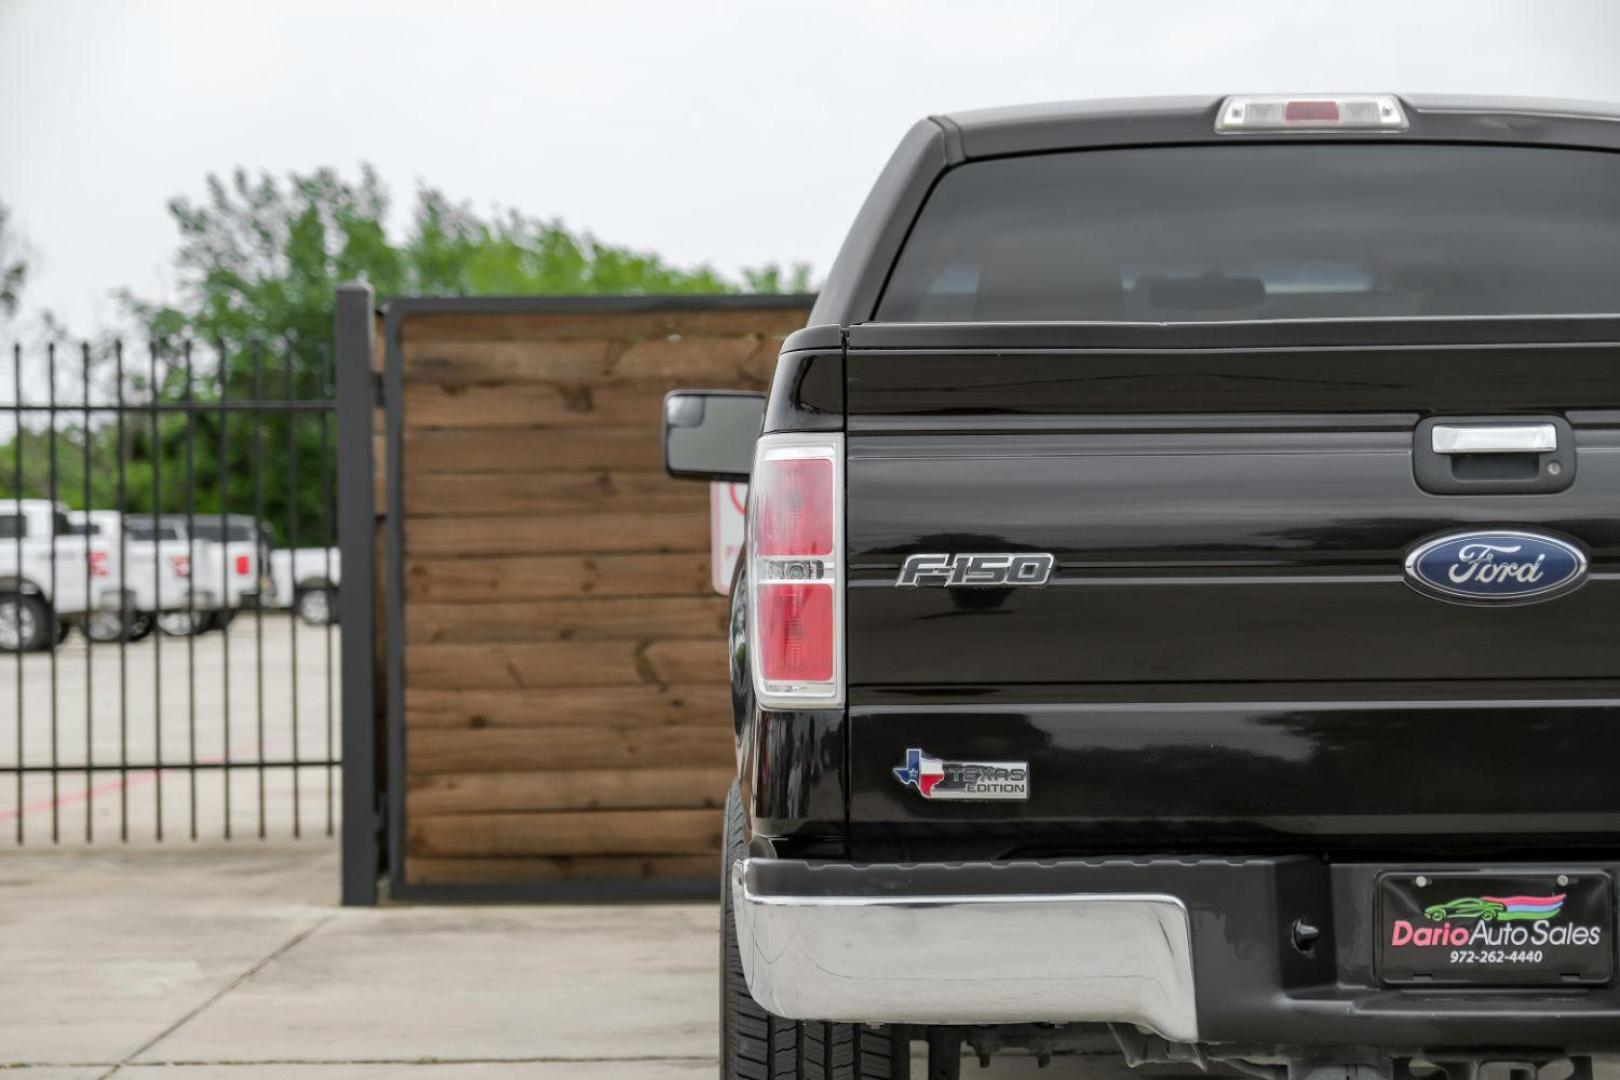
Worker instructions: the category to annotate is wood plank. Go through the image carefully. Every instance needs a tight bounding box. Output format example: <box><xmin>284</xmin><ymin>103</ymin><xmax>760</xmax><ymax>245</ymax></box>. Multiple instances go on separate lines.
<box><xmin>403</xmin><ymin>339</ymin><xmax>616</xmax><ymax>384</ymax></box>
<box><xmin>638</xmin><ymin>639</ymin><xmax>729</xmax><ymax>685</ymax></box>
<box><xmin>404</xmin><ymin>426</ymin><xmax>661</xmax><ymax>473</ymax></box>
<box><xmin>403</xmin><ymin>378</ymin><xmax>766</xmax><ymax>431</ymax></box>
<box><xmin>612</xmin><ymin>336</ymin><xmax>777</xmax><ymax>382</ymax></box>
<box><xmin>406</xmin><ymin>639</ymin><xmax>725</xmax><ymax>690</ymax></box>
<box><xmin>405</xmin><ymin>553</ymin><xmax>710</xmax><ymax>603</ymax></box>
<box><xmin>403</xmin><ymin>853</ymin><xmax>715</xmax><ymax>886</ymax></box>
<box><xmin>402</xmin><ymin>335</ymin><xmax>779</xmax><ymax>387</ymax></box>
<box><xmin>406</xmin><ymin>725</ymin><xmax>733</xmax><ymax>774</ymax></box>
<box><xmin>409</xmin><ymin>641</ymin><xmax>637</xmax><ymax>689</ymax></box>
<box><xmin>400</xmin><ymin>306</ymin><xmax>811</xmax><ymax>344</ymax></box>
<box><xmin>406</xmin><ymin>683</ymin><xmax>731</xmax><ymax>729</ymax></box>
<box><xmin>406</xmin><ymin>766</ymin><xmax>731</xmax><ymax>815</ymax></box>
<box><xmin>405</xmin><ymin>596</ymin><xmax>726</xmax><ymax>645</ymax></box>
<box><xmin>403</xmin><ymin>469</ymin><xmax>703</xmax><ymax>518</ymax></box>
<box><xmin>408</xmin><ymin>808</ymin><xmax>724</xmax><ymax>858</ymax></box>
<box><xmin>405</xmin><ymin>511</ymin><xmax>709</xmax><ymax>558</ymax></box>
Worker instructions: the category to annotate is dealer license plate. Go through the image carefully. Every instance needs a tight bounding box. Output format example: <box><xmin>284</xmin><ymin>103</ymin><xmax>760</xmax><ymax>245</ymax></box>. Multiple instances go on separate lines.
<box><xmin>1378</xmin><ymin>871</ymin><xmax>1613</xmax><ymax>985</ymax></box>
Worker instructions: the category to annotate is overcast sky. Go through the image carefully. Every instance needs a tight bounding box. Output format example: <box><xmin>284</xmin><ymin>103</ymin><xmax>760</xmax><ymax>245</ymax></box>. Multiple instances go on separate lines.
<box><xmin>3</xmin><ymin>0</ymin><xmax>1620</xmax><ymax>334</ymax></box>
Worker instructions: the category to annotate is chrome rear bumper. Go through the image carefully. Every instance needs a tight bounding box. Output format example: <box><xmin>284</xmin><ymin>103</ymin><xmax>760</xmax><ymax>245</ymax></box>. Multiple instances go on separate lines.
<box><xmin>730</xmin><ymin>858</ymin><xmax>1198</xmax><ymax>1041</ymax></box>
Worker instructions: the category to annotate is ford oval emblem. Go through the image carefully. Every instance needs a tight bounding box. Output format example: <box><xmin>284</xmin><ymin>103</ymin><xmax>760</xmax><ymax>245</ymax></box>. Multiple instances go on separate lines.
<box><xmin>1404</xmin><ymin>530</ymin><xmax>1588</xmax><ymax>604</ymax></box>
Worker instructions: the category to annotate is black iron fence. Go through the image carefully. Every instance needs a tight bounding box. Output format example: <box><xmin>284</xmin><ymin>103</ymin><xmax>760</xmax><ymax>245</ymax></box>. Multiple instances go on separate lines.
<box><xmin>0</xmin><ymin>335</ymin><xmax>341</xmax><ymax>844</ymax></box>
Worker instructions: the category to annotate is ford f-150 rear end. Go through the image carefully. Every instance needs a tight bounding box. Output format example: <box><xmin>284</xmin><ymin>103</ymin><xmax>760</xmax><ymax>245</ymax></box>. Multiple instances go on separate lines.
<box><xmin>663</xmin><ymin>94</ymin><xmax>1620</xmax><ymax>1080</ymax></box>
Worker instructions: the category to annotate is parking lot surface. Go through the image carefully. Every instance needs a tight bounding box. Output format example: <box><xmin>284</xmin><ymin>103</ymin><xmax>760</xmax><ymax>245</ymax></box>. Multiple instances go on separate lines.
<box><xmin>0</xmin><ymin>614</ymin><xmax>338</xmax><ymax>846</ymax></box>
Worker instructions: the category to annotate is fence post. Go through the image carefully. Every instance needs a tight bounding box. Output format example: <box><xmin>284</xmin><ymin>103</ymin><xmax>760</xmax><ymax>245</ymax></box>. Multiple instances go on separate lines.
<box><xmin>335</xmin><ymin>282</ymin><xmax>380</xmax><ymax>905</ymax></box>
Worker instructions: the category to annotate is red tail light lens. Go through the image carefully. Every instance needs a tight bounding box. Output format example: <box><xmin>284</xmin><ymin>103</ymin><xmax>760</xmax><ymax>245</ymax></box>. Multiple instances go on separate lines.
<box><xmin>170</xmin><ymin>555</ymin><xmax>191</xmax><ymax>579</ymax></box>
<box><xmin>749</xmin><ymin>435</ymin><xmax>842</xmax><ymax>707</ymax></box>
<box><xmin>755</xmin><ymin>458</ymin><xmax>834</xmax><ymax>556</ymax></box>
<box><xmin>1283</xmin><ymin>99</ymin><xmax>1339</xmax><ymax>123</ymax></box>
<box><xmin>88</xmin><ymin>551</ymin><xmax>109</xmax><ymax>578</ymax></box>
<box><xmin>234</xmin><ymin>554</ymin><xmax>250</xmax><ymax>576</ymax></box>
<box><xmin>757</xmin><ymin>585</ymin><xmax>834</xmax><ymax>683</ymax></box>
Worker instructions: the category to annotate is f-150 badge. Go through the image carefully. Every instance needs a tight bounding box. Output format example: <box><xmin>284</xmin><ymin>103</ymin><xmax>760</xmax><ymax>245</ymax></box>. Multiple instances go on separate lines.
<box><xmin>897</xmin><ymin>552</ymin><xmax>1054</xmax><ymax>587</ymax></box>
<box><xmin>1403</xmin><ymin>530</ymin><xmax>1587</xmax><ymax>604</ymax></box>
<box><xmin>892</xmin><ymin>748</ymin><xmax>1030</xmax><ymax>800</ymax></box>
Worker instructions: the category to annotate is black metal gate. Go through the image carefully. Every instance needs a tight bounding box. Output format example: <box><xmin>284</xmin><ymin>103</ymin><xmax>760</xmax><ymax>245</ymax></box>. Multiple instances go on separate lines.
<box><xmin>0</xmin><ymin>329</ymin><xmax>341</xmax><ymax>845</ymax></box>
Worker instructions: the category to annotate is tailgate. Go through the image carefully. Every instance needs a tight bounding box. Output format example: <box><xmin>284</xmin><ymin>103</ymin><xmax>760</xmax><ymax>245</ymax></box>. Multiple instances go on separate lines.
<box><xmin>843</xmin><ymin>319</ymin><xmax>1620</xmax><ymax>857</ymax></box>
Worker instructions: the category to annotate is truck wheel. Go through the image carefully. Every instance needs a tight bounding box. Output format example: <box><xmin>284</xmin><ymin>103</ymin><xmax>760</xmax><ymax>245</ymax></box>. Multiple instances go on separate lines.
<box><xmin>721</xmin><ymin>783</ymin><xmax>905</xmax><ymax>1080</ymax></box>
<box><xmin>0</xmin><ymin>594</ymin><xmax>51</xmax><ymax>652</ymax></box>
<box><xmin>84</xmin><ymin>609</ymin><xmax>131</xmax><ymax>643</ymax></box>
<box><xmin>294</xmin><ymin>585</ymin><xmax>336</xmax><ymax>626</ymax></box>
<box><xmin>156</xmin><ymin>611</ymin><xmax>210</xmax><ymax>637</ymax></box>
<box><xmin>125</xmin><ymin>613</ymin><xmax>155</xmax><ymax>643</ymax></box>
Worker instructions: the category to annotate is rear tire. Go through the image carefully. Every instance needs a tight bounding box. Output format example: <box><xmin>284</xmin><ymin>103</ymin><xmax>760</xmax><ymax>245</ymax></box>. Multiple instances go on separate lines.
<box><xmin>0</xmin><ymin>594</ymin><xmax>52</xmax><ymax>652</ymax></box>
<box><xmin>156</xmin><ymin>611</ymin><xmax>210</xmax><ymax>637</ymax></box>
<box><xmin>294</xmin><ymin>585</ymin><xmax>335</xmax><ymax>626</ymax></box>
<box><xmin>84</xmin><ymin>609</ymin><xmax>133</xmax><ymax>644</ymax></box>
<box><xmin>721</xmin><ymin>783</ymin><xmax>905</xmax><ymax>1080</ymax></box>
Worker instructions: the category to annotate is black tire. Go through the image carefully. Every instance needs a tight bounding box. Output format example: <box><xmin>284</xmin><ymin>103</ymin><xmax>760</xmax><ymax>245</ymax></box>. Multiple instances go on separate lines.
<box><xmin>721</xmin><ymin>783</ymin><xmax>905</xmax><ymax>1080</ymax></box>
<box><xmin>0</xmin><ymin>594</ymin><xmax>52</xmax><ymax>652</ymax></box>
<box><xmin>125</xmin><ymin>613</ymin><xmax>155</xmax><ymax>643</ymax></box>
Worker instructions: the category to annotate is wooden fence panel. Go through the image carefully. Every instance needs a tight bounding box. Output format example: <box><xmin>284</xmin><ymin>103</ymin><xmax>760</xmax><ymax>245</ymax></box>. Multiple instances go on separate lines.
<box><xmin>393</xmin><ymin>298</ymin><xmax>811</xmax><ymax>889</ymax></box>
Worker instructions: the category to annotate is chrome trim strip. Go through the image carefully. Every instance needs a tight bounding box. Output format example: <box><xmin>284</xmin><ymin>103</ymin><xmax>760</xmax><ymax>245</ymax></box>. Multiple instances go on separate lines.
<box><xmin>1431</xmin><ymin>423</ymin><xmax>1556</xmax><ymax>455</ymax></box>
<box><xmin>731</xmin><ymin>859</ymin><xmax>1198</xmax><ymax>1041</ymax></box>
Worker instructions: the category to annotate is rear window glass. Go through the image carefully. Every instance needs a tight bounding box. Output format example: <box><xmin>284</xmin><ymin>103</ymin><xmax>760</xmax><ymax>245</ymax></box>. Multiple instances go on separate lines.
<box><xmin>876</xmin><ymin>144</ymin><xmax>1620</xmax><ymax>323</ymax></box>
<box><xmin>190</xmin><ymin>521</ymin><xmax>256</xmax><ymax>542</ymax></box>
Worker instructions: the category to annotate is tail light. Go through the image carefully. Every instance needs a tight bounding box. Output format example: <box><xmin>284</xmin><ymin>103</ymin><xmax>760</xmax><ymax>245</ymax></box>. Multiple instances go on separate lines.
<box><xmin>88</xmin><ymin>550</ymin><xmax>109</xmax><ymax>578</ymax></box>
<box><xmin>234</xmin><ymin>554</ymin><xmax>251</xmax><ymax>576</ymax></box>
<box><xmin>170</xmin><ymin>555</ymin><xmax>191</xmax><ymax>579</ymax></box>
<box><xmin>749</xmin><ymin>433</ymin><xmax>843</xmax><ymax>708</ymax></box>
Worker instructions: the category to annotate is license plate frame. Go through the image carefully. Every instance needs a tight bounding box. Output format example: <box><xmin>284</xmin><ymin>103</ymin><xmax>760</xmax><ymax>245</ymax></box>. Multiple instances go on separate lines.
<box><xmin>1377</xmin><ymin>871</ymin><xmax>1614</xmax><ymax>986</ymax></box>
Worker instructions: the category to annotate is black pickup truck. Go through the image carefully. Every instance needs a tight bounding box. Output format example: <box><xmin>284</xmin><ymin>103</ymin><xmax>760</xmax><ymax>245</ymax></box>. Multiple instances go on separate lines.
<box><xmin>662</xmin><ymin>95</ymin><xmax>1620</xmax><ymax>1080</ymax></box>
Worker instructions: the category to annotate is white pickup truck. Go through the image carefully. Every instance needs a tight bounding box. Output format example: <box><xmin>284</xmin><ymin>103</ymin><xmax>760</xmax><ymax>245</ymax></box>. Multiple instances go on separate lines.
<box><xmin>125</xmin><ymin>514</ymin><xmax>274</xmax><ymax>635</ymax></box>
<box><xmin>74</xmin><ymin>512</ymin><xmax>233</xmax><ymax>640</ymax></box>
<box><xmin>0</xmin><ymin>499</ymin><xmax>125</xmax><ymax>650</ymax></box>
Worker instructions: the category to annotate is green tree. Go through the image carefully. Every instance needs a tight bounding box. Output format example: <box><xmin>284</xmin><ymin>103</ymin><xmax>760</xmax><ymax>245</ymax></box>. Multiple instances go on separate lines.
<box><xmin>0</xmin><ymin>200</ymin><xmax>28</xmax><ymax>320</ymax></box>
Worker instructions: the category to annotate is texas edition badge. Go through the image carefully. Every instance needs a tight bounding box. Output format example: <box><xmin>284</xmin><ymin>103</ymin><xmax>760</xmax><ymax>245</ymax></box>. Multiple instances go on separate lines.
<box><xmin>892</xmin><ymin>748</ymin><xmax>1029</xmax><ymax>801</ymax></box>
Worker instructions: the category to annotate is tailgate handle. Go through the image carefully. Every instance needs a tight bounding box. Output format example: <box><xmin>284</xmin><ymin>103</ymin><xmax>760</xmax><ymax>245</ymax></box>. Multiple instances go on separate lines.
<box><xmin>1431</xmin><ymin>423</ymin><xmax>1557</xmax><ymax>455</ymax></box>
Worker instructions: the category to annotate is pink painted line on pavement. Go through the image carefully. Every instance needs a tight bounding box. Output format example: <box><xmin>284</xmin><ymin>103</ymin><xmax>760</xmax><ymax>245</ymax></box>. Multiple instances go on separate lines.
<box><xmin>0</xmin><ymin>767</ymin><xmax>161</xmax><ymax>824</ymax></box>
<box><xmin>0</xmin><ymin>750</ymin><xmax>235</xmax><ymax>826</ymax></box>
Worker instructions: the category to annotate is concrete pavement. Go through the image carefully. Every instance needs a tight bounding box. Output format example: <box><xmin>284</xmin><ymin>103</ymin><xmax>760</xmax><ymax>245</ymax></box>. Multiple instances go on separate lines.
<box><xmin>0</xmin><ymin>842</ymin><xmax>720</xmax><ymax>1077</ymax></box>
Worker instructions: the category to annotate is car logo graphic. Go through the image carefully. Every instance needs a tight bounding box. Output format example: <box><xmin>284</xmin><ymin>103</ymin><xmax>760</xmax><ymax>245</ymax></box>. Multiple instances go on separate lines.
<box><xmin>1424</xmin><ymin>894</ymin><xmax>1566</xmax><ymax>923</ymax></box>
<box><xmin>1403</xmin><ymin>530</ymin><xmax>1587</xmax><ymax>604</ymax></box>
<box><xmin>892</xmin><ymin>748</ymin><xmax>1029</xmax><ymax>801</ymax></box>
